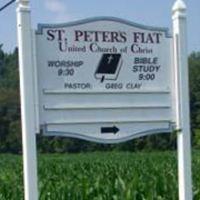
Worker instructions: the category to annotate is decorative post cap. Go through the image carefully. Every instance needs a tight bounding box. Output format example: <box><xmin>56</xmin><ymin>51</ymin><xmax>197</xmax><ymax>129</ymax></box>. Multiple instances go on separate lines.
<box><xmin>16</xmin><ymin>0</ymin><xmax>29</xmax><ymax>2</ymax></box>
<box><xmin>16</xmin><ymin>0</ymin><xmax>30</xmax><ymax>11</ymax></box>
<box><xmin>172</xmin><ymin>0</ymin><xmax>186</xmax><ymax>13</ymax></box>
<box><xmin>16</xmin><ymin>0</ymin><xmax>29</xmax><ymax>6</ymax></box>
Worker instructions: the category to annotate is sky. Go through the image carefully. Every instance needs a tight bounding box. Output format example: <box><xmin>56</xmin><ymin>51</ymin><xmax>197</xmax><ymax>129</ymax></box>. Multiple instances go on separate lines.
<box><xmin>0</xmin><ymin>0</ymin><xmax>199</xmax><ymax>53</ymax></box>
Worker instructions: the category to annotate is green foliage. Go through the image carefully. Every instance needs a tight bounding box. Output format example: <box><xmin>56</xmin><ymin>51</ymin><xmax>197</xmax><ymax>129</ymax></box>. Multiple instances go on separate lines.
<box><xmin>194</xmin><ymin>129</ymin><xmax>200</xmax><ymax>148</ymax></box>
<box><xmin>189</xmin><ymin>52</ymin><xmax>200</xmax><ymax>148</ymax></box>
<box><xmin>0</xmin><ymin>44</ymin><xmax>200</xmax><ymax>152</ymax></box>
<box><xmin>0</xmin><ymin>152</ymin><xmax>200</xmax><ymax>200</ymax></box>
<box><xmin>0</xmin><ymin>45</ymin><xmax>21</xmax><ymax>153</ymax></box>
<box><xmin>0</xmin><ymin>154</ymin><xmax>23</xmax><ymax>200</ymax></box>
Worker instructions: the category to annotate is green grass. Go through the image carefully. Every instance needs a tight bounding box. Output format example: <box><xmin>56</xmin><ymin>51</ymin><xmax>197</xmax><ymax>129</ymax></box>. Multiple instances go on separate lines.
<box><xmin>0</xmin><ymin>151</ymin><xmax>199</xmax><ymax>200</ymax></box>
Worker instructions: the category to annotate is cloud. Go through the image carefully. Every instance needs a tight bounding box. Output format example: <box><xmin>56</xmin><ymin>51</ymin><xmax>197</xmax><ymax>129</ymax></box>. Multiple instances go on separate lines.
<box><xmin>45</xmin><ymin>0</ymin><xmax>66</xmax><ymax>13</ymax></box>
<box><xmin>44</xmin><ymin>0</ymin><xmax>72</xmax><ymax>22</ymax></box>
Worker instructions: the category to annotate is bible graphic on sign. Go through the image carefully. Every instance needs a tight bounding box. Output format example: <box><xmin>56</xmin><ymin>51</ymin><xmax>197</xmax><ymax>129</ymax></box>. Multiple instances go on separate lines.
<box><xmin>94</xmin><ymin>54</ymin><xmax>122</xmax><ymax>82</ymax></box>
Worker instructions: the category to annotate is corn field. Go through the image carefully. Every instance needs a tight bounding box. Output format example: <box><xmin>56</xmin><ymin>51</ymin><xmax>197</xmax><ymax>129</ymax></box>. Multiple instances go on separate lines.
<box><xmin>0</xmin><ymin>151</ymin><xmax>199</xmax><ymax>200</ymax></box>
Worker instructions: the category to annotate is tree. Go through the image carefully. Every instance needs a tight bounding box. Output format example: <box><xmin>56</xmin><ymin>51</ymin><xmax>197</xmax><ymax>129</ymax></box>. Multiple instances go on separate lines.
<box><xmin>189</xmin><ymin>52</ymin><xmax>200</xmax><ymax>148</ymax></box>
<box><xmin>0</xmin><ymin>46</ymin><xmax>21</xmax><ymax>153</ymax></box>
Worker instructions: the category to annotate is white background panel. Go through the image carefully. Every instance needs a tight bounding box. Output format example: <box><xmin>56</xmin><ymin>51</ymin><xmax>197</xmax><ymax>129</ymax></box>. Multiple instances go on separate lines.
<box><xmin>41</xmin><ymin>108</ymin><xmax>171</xmax><ymax>124</ymax></box>
<box><xmin>36</xmin><ymin>18</ymin><xmax>173</xmax><ymax>141</ymax></box>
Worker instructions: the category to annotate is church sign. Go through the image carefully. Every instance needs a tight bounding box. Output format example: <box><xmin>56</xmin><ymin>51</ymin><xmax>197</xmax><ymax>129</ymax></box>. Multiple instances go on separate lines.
<box><xmin>16</xmin><ymin>1</ymin><xmax>193</xmax><ymax>199</ymax></box>
<box><xmin>35</xmin><ymin>17</ymin><xmax>173</xmax><ymax>143</ymax></box>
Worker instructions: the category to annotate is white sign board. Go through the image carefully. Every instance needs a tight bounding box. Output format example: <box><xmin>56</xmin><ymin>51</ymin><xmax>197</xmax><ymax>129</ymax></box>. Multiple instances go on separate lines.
<box><xmin>35</xmin><ymin>17</ymin><xmax>174</xmax><ymax>143</ymax></box>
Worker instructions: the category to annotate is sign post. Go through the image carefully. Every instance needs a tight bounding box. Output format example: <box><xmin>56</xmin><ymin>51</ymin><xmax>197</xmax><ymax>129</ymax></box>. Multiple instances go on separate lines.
<box><xmin>172</xmin><ymin>0</ymin><xmax>192</xmax><ymax>200</ymax></box>
<box><xmin>16</xmin><ymin>0</ymin><xmax>38</xmax><ymax>200</ymax></box>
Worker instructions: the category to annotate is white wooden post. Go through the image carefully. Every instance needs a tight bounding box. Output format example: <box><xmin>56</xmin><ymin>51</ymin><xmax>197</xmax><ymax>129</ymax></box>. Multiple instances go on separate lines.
<box><xmin>172</xmin><ymin>0</ymin><xmax>193</xmax><ymax>200</ymax></box>
<box><xmin>16</xmin><ymin>0</ymin><xmax>38</xmax><ymax>200</ymax></box>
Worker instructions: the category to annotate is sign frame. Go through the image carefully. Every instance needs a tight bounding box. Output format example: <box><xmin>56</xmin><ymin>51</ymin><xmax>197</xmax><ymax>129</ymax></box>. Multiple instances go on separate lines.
<box><xmin>35</xmin><ymin>16</ymin><xmax>174</xmax><ymax>144</ymax></box>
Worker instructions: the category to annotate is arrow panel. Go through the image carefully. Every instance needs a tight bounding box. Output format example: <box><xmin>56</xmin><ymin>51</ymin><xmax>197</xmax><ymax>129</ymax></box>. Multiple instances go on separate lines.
<box><xmin>44</xmin><ymin>121</ymin><xmax>173</xmax><ymax>144</ymax></box>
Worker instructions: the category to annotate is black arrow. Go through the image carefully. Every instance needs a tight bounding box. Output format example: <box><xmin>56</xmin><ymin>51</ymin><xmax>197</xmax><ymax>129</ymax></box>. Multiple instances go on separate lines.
<box><xmin>101</xmin><ymin>126</ymin><xmax>119</xmax><ymax>134</ymax></box>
